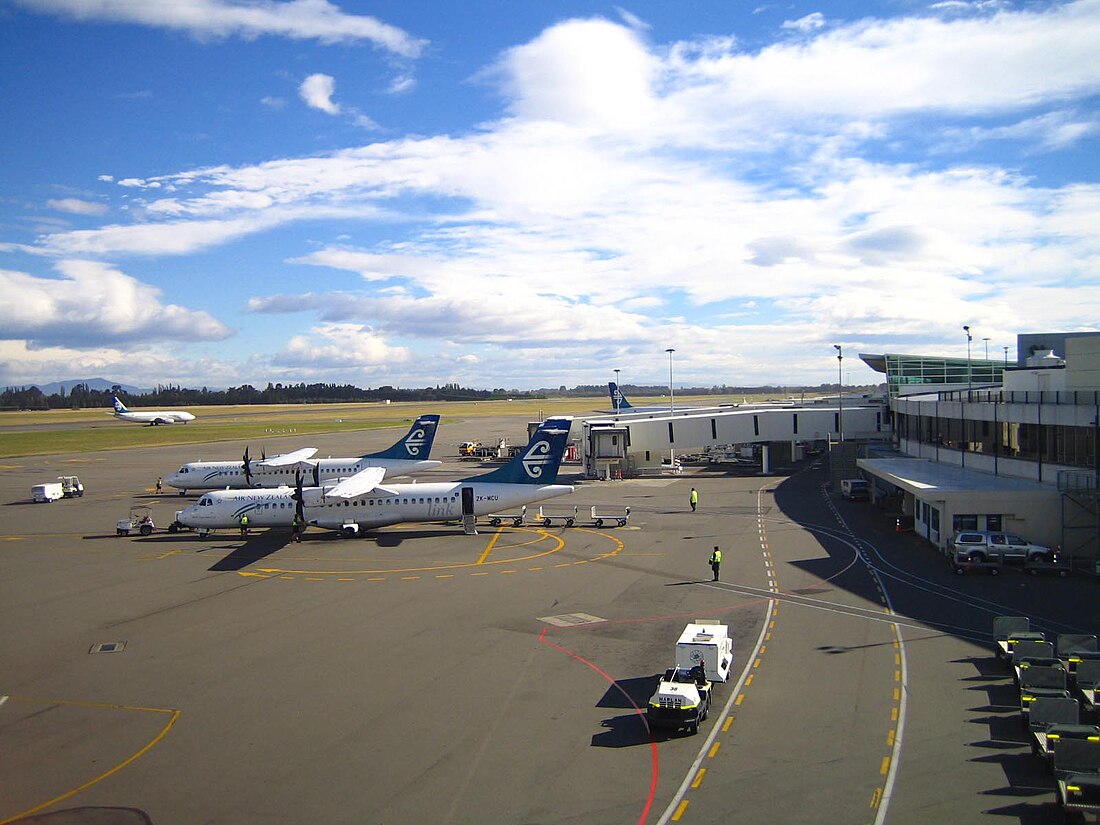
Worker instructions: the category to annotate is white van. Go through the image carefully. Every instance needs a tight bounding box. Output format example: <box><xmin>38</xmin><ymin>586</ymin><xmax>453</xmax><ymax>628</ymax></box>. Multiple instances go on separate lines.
<box><xmin>32</xmin><ymin>483</ymin><xmax>65</xmax><ymax>503</ymax></box>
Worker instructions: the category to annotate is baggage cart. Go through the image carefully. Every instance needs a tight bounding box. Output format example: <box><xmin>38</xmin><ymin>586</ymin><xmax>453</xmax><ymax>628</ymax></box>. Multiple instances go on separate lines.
<box><xmin>589</xmin><ymin>505</ymin><xmax>630</xmax><ymax>528</ymax></box>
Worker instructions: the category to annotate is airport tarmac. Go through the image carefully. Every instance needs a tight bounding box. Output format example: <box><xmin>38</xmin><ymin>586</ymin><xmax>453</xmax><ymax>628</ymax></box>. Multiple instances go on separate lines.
<box><xmin>2</xmin><ymin>414</ymin><xmax>1097</xmax><ymax>824</ymax></box>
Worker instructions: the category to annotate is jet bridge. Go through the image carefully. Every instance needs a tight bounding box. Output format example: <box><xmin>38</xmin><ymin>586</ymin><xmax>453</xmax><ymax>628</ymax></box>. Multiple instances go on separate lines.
<box><xmin>582</xmin><ymin>403</ymin><xmax>885</xmax><ymax>475</ymax></box>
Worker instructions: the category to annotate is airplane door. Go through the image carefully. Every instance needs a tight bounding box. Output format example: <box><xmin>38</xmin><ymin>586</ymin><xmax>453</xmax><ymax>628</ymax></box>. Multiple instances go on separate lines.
<box><xmin>461</xmin><ymin>486</ymin><xmax>475</xmax><ymax>516</ymax></box>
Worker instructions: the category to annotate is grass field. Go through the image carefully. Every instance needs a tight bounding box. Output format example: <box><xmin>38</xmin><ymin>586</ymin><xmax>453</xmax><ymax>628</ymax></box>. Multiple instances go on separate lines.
<box><xmin>0</xmin><ymin>397</ymin><xmax>598</xmax><ymax>458</ymax></box>
<box><xmin>0</xmin><ymin>394</ymin><xmax>780</xmax><ymax>458</ymax></box>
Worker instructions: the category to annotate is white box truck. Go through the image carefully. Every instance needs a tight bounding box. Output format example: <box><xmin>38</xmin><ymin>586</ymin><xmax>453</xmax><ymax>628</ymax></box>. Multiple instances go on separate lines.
<box><xmin>32</xmin><ymin>482</ymin><xmax>65</xmax><ymax>503</ymax></box>
<box><xmin>675</xmin><ymin>620</ymin><xmax>733</xmax><ymax>683</ymax></box>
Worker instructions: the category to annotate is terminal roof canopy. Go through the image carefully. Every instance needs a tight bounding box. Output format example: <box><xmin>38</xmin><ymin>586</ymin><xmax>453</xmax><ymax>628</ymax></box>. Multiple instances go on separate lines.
<box><xmin>858</xmin><ymin>457</ymin><xmax>1054</xmax><ymax>495</ymax></box>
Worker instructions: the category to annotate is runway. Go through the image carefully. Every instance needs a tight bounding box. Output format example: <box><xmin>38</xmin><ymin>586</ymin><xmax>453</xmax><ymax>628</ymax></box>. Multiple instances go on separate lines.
<box><xmin>1</xmin><ymin>414</ymin><xmax>1095</xmax><ymax>824</ymax></box>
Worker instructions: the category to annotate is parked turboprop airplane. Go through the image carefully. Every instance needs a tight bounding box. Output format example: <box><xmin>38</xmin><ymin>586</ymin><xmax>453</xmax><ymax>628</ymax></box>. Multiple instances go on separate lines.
<box><xmin>109</xmin><ymin>396</ymin><xmax>196</xmax><ymax>425</ymax></box>
<box><xmin>177</xmin><ymin>417</ymin><xmax>574</xmax><ymax>538</ymax></box>
<box><xmin>163</xmin><ymin>414</ymin><xmax>442</xmax><ymax>493</ymax></box>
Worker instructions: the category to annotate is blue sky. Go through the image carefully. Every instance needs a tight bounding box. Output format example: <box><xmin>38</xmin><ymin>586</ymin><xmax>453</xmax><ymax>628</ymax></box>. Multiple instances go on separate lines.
<box><xmin>1</xmin><ymin>0</ymin><xmax>1098</xmax><ymax>391</ymax></box>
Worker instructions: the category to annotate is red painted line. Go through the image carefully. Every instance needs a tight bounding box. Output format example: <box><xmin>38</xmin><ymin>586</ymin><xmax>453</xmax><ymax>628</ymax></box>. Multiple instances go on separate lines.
<box><xmin>538</xmin><ymin>627</ymin><xmax>659</xmax><ymax>825</ymax></box>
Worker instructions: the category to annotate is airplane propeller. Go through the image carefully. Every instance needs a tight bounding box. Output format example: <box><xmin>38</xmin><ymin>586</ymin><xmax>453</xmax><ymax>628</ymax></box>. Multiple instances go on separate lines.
<box><xmin>292</xmin><ymin>468</ymin><xmax>306</xmax><ymax>526</ymax></box>
<box><xmin>312</xmin><ymin>463</ymin><xmax>320</xmax><ymax>487</ymax></box>
<box><xmin>242</xmin><ymin>446</ymin><xmax>252</xmax><ymax>484</ymax></box>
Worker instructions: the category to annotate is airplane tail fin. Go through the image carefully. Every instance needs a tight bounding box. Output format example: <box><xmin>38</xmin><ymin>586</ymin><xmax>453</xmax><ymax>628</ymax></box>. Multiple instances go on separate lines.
<box><xmin>365</xmin><ymin>414</ymin><xmax>440</xmax><ymax>460</ymax></box>
<box><xmin>112</xmin><ymin>396</ymin><xmax>129</xmax><ymax>414</ymax></box>
<box><xmin>463</xmin><ymin>417</ymin><xmax>572</xmax><ymax>485</ymax></box>
<box><xmin>608</xmin><ymin>382</ymin><xmax>633</xmax><ymax>410</ymax></box>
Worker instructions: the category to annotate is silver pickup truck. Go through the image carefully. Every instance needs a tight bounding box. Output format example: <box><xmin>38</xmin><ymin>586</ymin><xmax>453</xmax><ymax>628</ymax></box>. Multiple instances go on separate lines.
<box><xmin>949</xmin><ymin>530</ymin><xmax>1056</xmax><ymax>564</ymax></box>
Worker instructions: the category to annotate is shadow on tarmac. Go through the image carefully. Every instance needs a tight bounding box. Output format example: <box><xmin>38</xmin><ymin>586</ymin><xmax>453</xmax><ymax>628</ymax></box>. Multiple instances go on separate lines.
<box><xmin>592</xmin><ymin>712</ymin><xmax>654</xmax><ymax>748</ymax></box>
<box><xmin>208</xmin><ymin>532</ymin><xmax>289</xmax><ymax>571</ymax></box>
<box><xmin>597</xmin><ymin>675</ymin><xmax>658</xmax><ymax>709</ymax></box>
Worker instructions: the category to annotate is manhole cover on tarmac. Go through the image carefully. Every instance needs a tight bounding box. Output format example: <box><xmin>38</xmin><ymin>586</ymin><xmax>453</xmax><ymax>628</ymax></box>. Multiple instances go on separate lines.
<box><xmin>89</xmin><ymin>641</ymin><xmax>127</xmax><ymax>654</ymax></box>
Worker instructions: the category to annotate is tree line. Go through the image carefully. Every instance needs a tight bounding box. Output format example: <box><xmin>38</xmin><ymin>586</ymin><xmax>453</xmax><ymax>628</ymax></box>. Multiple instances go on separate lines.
<box><xmin>1</xmin><ymin>381</ymin><xmax>880</xmax><ymax>411</ymax></box>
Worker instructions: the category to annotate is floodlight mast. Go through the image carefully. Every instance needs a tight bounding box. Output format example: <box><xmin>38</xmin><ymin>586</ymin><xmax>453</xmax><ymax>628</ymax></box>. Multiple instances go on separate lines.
<box><xmin>963</xmin><ymin>325</ymin><xmax>972</xmax><ymax>394</ymax></box>
<box><xmin>834</xmin><ymin>344</ymin><xmax>843</xmax><ymax>442</ymax></box>
<box><xmin>666</xmin><ymin>348</ymin><xmax>675</xmax><ymax>466</ymax></box>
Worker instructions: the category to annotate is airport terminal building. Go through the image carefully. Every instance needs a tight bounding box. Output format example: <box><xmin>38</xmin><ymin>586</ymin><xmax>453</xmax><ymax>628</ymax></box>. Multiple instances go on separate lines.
<box><xmin>578</xmin><ymin>330</ymin><xmax>1099</xmax><ymax>570</ymax></box>
<box><xmin>857</xmin><ymin>332</ymin><xmax>1099</xmax><ymax>568</ymax></box>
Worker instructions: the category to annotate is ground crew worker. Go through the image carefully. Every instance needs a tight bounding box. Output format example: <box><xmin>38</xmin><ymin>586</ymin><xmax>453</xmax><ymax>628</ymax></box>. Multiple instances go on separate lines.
<box><xmin>155</xmin><ymin>477</ymin><xmax>162</xmax><ymax>494</ymax></box>
<box><xmin>690</xmin><ymin>487</ymin><xmax>699</xmax><ymax>512</ymax></box>
<box><xmin>239</xmin><ymin>514</ymin><xmax>249</xmax><ymax>536</ymax></box>
<box><xmin>292</xmin><ymin>512</ymin><xmax>304</xmax><ymax>543</ymax></box>
<box><xmin>709</xmin><ymin>545</ymin><xmax>722</xmax><ymax>581</ymax></box>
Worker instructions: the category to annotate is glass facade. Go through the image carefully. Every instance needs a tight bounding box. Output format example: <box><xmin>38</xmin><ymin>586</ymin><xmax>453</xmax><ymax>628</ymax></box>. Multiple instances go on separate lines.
<box><xmin>884</xmin><ymin>354</ymin><xmax>1004</xmax><ymax>396</ymax></box>
<box><xmin>895</xmin><ymin>411</ymin><xmax>1098</xmax><ymax>469</ymax></box>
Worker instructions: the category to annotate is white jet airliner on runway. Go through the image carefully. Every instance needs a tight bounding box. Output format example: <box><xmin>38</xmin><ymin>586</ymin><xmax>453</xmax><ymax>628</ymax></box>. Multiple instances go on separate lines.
<box><xmin>109</xmin><ymin>396</ymin><xmax>195</xmax><ymax>425</ymax></box>
<box><xmin>177</xmin><ymin>417</ymin><xmax>574</xmax><ymax>538</ymax></box>
<box><xmin>164</xmin><ymin>414</ymin><xmax>442</xmax><ymax>493</ymax></box>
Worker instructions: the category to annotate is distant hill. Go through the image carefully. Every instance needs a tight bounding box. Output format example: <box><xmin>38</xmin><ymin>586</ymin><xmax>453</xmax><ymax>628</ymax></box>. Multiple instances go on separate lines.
<box><xmin>32</xmin><ymin>378</ymin><xmax>147</xmax><ymax>396</ymax></box>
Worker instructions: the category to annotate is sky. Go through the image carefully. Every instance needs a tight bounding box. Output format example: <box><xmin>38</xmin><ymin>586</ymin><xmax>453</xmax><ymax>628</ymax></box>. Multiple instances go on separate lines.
<box><xmin>1</xmin><ymin>0</ymin><xmax>1098</xmax><ymax>392</ymax></box>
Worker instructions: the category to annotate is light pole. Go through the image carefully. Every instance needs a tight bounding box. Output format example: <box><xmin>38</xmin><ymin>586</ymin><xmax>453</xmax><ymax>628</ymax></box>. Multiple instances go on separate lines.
<box><xmin>666</xmin><ymin>348</ymin><xmax>675</xmax><ymax>466</ymax></box>
<box><xmin>1004</xmin><ymin>346</ymin><xmax>1009</xmax><ymax>367</ymax></box>
<box><xmin>982</xmin><ymin>337</ymin><xmax>990</xmax><ymax>360</ymax></box>
<box><xmin>613</xmin><ymin>368</ymin><xmax>620</xmax><ymax>413</ymax></box>
<box><xmin>963</xmin><ymin>325</ymin><xmax>972</xmax><ymax>394</ymax></box>
<box><xmin>834</xmin><ymin>344</ymin><xmax>843</xmax><ymax>443</ymax></box>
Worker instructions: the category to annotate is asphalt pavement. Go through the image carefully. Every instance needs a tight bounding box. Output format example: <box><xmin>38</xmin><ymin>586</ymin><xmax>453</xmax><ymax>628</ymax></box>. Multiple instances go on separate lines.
<box><xmin>1</xmin><ymin>415</ymin><xmax>1096</xmax><ymax>824</ymax></box>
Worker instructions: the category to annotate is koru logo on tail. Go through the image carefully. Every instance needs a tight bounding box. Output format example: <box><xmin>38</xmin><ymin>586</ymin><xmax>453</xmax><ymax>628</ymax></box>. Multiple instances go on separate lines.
<box><xmin>522</xmin><ymin>440</ymin><xmax>553</xmax><ymax>478</ymax></box>
<box><xmin>404</xmin><ymin>425</ymin><xmax>428</xmax><ymax>455</ymax></box>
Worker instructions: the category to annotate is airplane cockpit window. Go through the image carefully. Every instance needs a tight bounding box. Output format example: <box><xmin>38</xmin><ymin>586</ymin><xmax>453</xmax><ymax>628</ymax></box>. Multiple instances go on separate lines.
<box><xmin>199</xmin><ymin>496</ymin><xmax>212</xmax><ymax>506</ymax></box>
<box><xmin>178</xmin><ymin>467</ymin><xmax>189</xmax><ymax>474</ymax></box>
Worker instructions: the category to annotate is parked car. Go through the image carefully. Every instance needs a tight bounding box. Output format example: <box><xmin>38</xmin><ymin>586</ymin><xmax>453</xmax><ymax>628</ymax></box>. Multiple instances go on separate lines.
<box><xmin>840</xmin><ymin>479</ymin><xmax>870</xmax><ymax>500</ymax></box>
<box><xmin>949</xmin><ymin>530</ymin><xmax>1056</xmax><ymax>564</ymax></box>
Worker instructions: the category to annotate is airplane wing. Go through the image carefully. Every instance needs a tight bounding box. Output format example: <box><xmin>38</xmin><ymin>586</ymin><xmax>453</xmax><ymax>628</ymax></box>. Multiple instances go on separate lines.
<box><xmin>259</xmin><ymin>448</ymin><xmax>319</xmax><ymax>467</ymax></box>
<box><xmin>324</xmin><ymin>466</ymin><xmax>387</xmax><ymax>499</ymax></box>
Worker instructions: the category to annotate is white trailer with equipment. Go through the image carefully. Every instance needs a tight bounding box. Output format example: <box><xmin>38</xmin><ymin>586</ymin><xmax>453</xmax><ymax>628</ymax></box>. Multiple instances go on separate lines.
<box><xmin>32</xmin><ymin>482</ymin><xmax>65</xmax><ymax>503</ymax></box>
<box><xmin>646</xmin><ymin>621</ymin><xmax>733</xmax><ymax>735</ymax></box>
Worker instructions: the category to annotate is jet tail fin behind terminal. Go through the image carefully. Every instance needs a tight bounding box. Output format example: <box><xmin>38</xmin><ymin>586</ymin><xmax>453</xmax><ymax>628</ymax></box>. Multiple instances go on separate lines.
<box><xmin>366</xmin><ymin>414</ymin><xmax>441</xmax><ymax>460</ymax></box>
<box><xmin>464</xmin><ymin>418</ymin><xmax>572</xmax><ymax>485</ymax></box>
<box><xmin>608</xmin><ymin>382</ymin><xmax>634</xmax><ymax>410</ymax></box>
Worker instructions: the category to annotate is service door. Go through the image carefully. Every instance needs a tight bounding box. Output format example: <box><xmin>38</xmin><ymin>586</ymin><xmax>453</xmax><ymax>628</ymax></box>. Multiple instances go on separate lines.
<box><xmin>461</xmin><ymin>486</ymin><xmax>475</xmax><ymax>517</ymax></box>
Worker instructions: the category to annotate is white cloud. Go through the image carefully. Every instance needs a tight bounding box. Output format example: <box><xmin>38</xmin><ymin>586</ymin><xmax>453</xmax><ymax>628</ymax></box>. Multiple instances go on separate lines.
<box><xmin>938</xmin><ymin>110</ymin><xmax>1100</xmax><ymax>154</ymax></box>
<box><xmin>273</xmin><ymin>323</ymin><xmax>410</xmax><ymax>370</ymax></box>
<box><xmin>387</xmin><ymin>74</ymin><xmax>416</xmax><ymax>95</ymax></box>
<box><xmin>0</xmin><ymin>261</ymin><xmax>233</xmax><ymax>347</ymax></box>
<box><xmin>493</xmin><ymin>18</ymin><xmax>660</xmax><ymax>132</ymax></box>
<box><xmin>249</xmin><ymin>285</ymin><xmax>652</xmax><ymax>346</ymax></box>
<box><xmin>0</xmin><ymin>339</ymin><xmax>243</xmax><ymax>389</ymax></box>
<box><xmin>260</xmin><ymin>95</ymin><xmax>287</xmax><ymax>109</ymax></box>
<box><xmin>9</xmin><ymin>5</ymin><xmax>1099</xmax><ymax>387</ymax></box>
<box><xmin>46</xmin><ymin>198</ymin><xmax>109</xmax><ymax>216</ymax></box>
<box><xmin>300</xmin><ymin>73</ymin><xmax>340</xmax><ymax>115</ymax></box>
<box><xmin>13</xmin><ymin>0</ymin><xmax>426</xmax><ymax>55</ymax></box>
<box><xmin>33</xmin><ymin>207</ymin><xmax>360</xmax><ymax>256</ymax></box>
<box><xmin>782</xmin><ymin>12</ymin><xmax>825</xmax><ymax>33</ymax></box>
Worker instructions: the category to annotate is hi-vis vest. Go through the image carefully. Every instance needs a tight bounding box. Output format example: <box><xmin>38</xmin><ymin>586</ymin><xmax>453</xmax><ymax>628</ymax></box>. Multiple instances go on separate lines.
<box><xmin>710</xmin><ymin>549</ymin><xmax>722</xmax><ymax>563</ymax></box>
